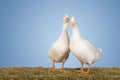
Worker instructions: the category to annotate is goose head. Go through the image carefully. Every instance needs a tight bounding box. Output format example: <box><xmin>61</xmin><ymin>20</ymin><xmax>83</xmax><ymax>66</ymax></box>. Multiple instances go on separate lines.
<box><xmin>70</xmin><ymin>17</ymin><xmax>77</xmax><ymax>28</ymax></box>
<box><xmin>63</xmin><ymin>15</ymin><xmax>69</xmax><ymax>23</ymax></box>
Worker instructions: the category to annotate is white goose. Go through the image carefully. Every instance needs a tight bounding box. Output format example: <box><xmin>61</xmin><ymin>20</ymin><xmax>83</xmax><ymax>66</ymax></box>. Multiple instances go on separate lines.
<box><xmin>48</xmin><ymin>15</ymin><xmax>70</xmax><ymax>70</ymax></box>
<box><xmin>69</xmin><ymin>17</ymin><xmax>102</xmax><ymax>73</ymax></box>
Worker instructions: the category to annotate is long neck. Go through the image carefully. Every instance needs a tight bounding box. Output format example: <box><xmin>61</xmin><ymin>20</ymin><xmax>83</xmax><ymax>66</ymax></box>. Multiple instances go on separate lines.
<box><xmin>72</xmin><ymin>24</ymin><xmax>81</xmax><ymax>38</ymax></box>
<box><xmin>62</xmin><ymin>22</ymin><xmax>67</xmax><ymax>31</ymax></box>
<box><xmin>58</xmin><ymin>23</ymin><xmax>69</xmax><ymax>43</ymax></box>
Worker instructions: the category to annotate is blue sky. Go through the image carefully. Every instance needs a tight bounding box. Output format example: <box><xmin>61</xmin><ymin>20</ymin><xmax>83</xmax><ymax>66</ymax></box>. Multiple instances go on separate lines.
<box><xmin>0</xmin><ymin>0</ymin><xmax>120</xmax><ymax>68</ymax></box>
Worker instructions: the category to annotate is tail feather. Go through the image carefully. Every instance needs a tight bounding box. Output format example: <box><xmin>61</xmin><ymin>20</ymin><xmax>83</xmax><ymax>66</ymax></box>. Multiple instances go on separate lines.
<box><xmin>97</xmin><ymin>48</ymin><xmax>102</xmax><ymax>53</ymax></box>
<box><xmin>95</xmin><ymin>48</ymin><xmax>102</xmax><ymax>61</ymax></box>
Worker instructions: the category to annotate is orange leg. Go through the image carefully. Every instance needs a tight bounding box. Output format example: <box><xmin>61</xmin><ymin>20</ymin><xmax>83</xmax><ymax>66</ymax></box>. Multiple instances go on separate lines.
<box><xmin>84</xmin><ymin>64</ymin><xmax>91</xmax><ymax>74</ymax></box>
<box><xmin>52</xmin><ymin>60</ymin><xmax>55</xmax><ymax>69</ymax></box>
<box><xmin>76</xmin><ymin>63</ymin><xmax>84</xmax><ymax>73</ymax></box>
<box><xmin>61</xmin><ymin>59</ymin><xmax>65</xmax><ymax>70</ymax></box>
<box><xmin>80</xmin><ymin>63</ymin><xmax>84</xmax><ymax>72</ymax></box>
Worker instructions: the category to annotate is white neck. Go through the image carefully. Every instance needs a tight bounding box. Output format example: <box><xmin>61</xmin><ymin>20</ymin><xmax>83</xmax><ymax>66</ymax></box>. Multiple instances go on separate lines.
<box><xmin>57</xmin><ymin>22</ymin><xmax>69</xmax><ymax>43</ymax></box>
<box><xmin>72</xmin><ymin>24</ymin><xmax>81</xmax><ymax>37</ymax></box>
<box><xmin>62</xmin><ymin>22</ymin><xmax>67</xmax><ymax>31</ymax></box>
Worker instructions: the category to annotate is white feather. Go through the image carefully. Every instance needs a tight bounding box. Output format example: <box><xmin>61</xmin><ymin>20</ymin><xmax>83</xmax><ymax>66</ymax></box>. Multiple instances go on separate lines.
<box><xmin>69</xmin><ymin>17</ymin><xmax>102</xmax><ymax>65</ymax></box>
<box><xmin>49</xmin><ymin>15</ymin><xmax>70</xmax><ymax>63</ymax></box>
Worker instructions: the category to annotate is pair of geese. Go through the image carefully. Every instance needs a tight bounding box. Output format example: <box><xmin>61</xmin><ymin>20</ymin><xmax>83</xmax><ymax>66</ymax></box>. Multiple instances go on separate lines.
<box><xmin>48</xmin><ymin>15</ymin><xmax>102</xmax><ymax>74</ymax></box>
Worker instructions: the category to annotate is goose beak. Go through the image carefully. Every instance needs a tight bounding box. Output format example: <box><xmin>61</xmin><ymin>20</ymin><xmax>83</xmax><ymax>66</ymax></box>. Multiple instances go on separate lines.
<box><xmin>70</xmin><ymin>17</ymin><xmax>75</xmax><ymax>27</ymax></box>
<box><xmin>64</xmin><ymin>15</ymin><xmax>69</xmax><ymax>23</ymax></box>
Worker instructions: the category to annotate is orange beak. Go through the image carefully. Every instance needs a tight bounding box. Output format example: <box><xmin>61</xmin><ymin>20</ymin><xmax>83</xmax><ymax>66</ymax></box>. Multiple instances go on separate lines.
<box><xmin>65</xmin><ymin>16</ymin><xmax>69</xmax><ymax>23</ymax></box>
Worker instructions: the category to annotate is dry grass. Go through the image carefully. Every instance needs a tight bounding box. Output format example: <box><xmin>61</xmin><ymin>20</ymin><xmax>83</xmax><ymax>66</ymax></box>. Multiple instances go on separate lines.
<box><xmin>0</xmin><ymin>66</ymin><xmax>120</xmax><ymax>80</ymax></box>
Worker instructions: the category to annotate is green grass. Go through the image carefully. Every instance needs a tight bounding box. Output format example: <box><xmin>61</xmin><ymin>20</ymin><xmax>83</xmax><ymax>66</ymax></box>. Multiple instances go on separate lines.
<box><xmin>0</xmin><ymin>66</ymin><xmax>120</xmax><ymax>80</ymax></box>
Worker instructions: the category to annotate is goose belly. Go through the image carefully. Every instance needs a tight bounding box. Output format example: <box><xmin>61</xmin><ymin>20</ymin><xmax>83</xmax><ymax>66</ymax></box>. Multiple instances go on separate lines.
<box><xmin>70</xmin><ymin>41</ymin><xmax>96</xmax><ymax>64</ymax></box>
<box><xmin>49</xmin><ymin>42</ymin><xmax>69</xmax><ymax>62</ymax></box>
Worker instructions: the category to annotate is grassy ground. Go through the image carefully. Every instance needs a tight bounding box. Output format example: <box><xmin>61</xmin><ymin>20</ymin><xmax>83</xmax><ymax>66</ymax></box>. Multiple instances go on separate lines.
<box><xmin>0</xmin><ymin>67</ymin><xmax>120</xmax><ymax>80</ymax></box>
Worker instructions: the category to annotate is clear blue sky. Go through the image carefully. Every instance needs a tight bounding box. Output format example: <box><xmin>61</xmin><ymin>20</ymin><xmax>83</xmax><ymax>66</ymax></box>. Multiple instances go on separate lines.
<box><xmin>0</xmin><ymin>0</ymin><xmax>120</xmax><ymax>68</ymax></box>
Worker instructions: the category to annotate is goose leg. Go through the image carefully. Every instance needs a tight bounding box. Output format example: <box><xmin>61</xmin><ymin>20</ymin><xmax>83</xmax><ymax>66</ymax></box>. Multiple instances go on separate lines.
<box><xmin>76</xmin><ymin>62</ymin><xmax>84</xmax><ymax>73</ymax></box>
<box><xmin>80</xmin><ymin>63</ymin><xmax>84</xmax><ymax>72</ymax></box>
<box><xmin>52</xmin><ymin>60</ymin><xmax>55</xmax><ymax>69</ymax></box>
<box><xmin>61</xmin><ymin>59</ymin><xmax>65</xmax><ymax>70</ymax></box>
<box><xmin>84</xmin><ymin>64</ymin><xmax>91</xmax><ymax>74</ymax></box>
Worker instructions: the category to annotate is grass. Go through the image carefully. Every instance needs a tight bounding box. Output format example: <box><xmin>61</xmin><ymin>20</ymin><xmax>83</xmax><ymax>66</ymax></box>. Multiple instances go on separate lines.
<box><xmin>0</xmin><ymin>66</ymin><xmax>120</xmax><ymax>80</ymax></box>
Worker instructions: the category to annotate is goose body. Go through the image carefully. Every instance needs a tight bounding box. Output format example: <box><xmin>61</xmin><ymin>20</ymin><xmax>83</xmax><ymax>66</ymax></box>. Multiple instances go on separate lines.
<box><xmin>69</xmin><ymin>17</ymin><xmax>102</xmax><ymax>73</ymax></box>
<box><xmin>48</xmin><ymin>15</ymin><xmax>70</xmax><ymax>69</ymax></box>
